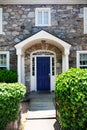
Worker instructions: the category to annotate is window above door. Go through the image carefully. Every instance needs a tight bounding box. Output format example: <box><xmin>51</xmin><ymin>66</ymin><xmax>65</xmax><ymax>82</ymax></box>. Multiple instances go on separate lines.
<box><xmin>35</xmin><ymin>8</ymin><xmax>51</xmax><ymax>26</ymax></box>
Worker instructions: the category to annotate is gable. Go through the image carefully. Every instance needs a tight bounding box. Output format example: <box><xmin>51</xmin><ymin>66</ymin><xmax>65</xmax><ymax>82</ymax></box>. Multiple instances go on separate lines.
<box><xmin>15</xmin><ymin>30</ymin><xmax>71</xmax><ymax>55</ymax></box>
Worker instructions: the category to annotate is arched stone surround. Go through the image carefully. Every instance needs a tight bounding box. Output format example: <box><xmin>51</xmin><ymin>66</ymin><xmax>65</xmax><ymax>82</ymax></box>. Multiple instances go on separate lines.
<box><xmin>25</xmin><ymin>43</ymin><xmax>62</xmax><ymax>91</ymax></box>
<box><xmin>15</xmin><ymin>30</ymin><xmax>71</xmax><ymax>92</ymax></box>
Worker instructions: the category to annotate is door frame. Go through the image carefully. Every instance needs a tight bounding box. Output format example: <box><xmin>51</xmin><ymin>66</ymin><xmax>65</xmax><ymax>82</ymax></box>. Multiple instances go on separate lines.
<box><xmin>30</xmin><ymin>50</ymin><xmax>56</xmax><ymax>91</ymax></box>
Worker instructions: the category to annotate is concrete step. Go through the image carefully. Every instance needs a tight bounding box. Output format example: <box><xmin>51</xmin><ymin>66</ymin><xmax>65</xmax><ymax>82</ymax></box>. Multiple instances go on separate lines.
<box><xmin>26</xmin><ymin>92</ymin><xmax>56</xmax><ymax>119</ymax></box>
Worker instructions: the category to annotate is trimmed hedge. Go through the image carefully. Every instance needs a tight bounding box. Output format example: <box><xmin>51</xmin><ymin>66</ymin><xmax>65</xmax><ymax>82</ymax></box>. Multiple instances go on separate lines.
<box><xmin>0</xmin><ymin>83</ymin><xmax>26</xmax><ymax>130</ymax></box>
<box><xmin>0</xmin><ymin>69</ymin><xmax>17</xmax><ymax>83</ymax></box>
<box><xmin>55</xmin><ymin>68</ymin><xmax>87</xmax><ymax>130</ymax></box>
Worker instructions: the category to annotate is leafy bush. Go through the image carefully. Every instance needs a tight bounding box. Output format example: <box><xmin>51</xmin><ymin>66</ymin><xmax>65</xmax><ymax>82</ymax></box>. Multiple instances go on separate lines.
<box><xmin>0</xmin><ymin>83</ymin><xmax>26</xmax><ymax>130</ymax></box>
<box><xmin>0</xmin><ymin>69</ymin><xmax>17</xmax><ymax>83</ymax></box>
<box><xmin>55</xmin><ymin>68</ymin><xmax>87</xmax><ymax>130</ymax></box>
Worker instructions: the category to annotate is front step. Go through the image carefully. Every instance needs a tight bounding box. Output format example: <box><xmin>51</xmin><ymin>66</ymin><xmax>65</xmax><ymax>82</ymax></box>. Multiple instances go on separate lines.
<box><xmin>26</xmin><ymin>92</ymin><xmax>56</xmax><ymax>120</ymax></box>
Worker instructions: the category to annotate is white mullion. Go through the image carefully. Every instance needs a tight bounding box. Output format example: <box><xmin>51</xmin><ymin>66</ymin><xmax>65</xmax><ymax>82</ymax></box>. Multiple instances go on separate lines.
<box><xmin>42</xmin><ymin>10</ymin><xmax>44</xmax><ymax>26</ymax></box>
<box><xmin>77</xmin><ymin>51</ymin><xmax>80</xmax><ymax>68</ymax></box>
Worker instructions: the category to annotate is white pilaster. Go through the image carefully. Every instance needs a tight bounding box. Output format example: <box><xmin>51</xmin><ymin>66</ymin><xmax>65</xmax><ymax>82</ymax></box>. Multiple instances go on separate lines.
<box><xmin>18</xmin><ymin>54</ymin><xmax>22</xmax><ymax>83</ymax></box>
<box><xmin>62</xmin><ymin>55</ymin><xmax>65</xmax><ymax>72</ymax></box>
<box><xmin>62</xmin><ymin>47</ymin><xmax>70</xmax><ymax>72</ymax></box>
<box><xmin>21</xmin><ymin>55</ymin><xmax>25</xmax><ymax>85</ymax></box>
<box><xmin>65</xmin><ymin>53</ymin><xmax>69</xmax><ymax>70</ymax></box>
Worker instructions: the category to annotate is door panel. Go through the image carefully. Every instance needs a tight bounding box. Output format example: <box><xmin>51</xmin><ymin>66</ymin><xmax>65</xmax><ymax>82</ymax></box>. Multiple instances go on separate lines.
<box><xmin>37</xmin><ymin>57</ymin><xmax>50</xmax><ymax>91</ymax></box>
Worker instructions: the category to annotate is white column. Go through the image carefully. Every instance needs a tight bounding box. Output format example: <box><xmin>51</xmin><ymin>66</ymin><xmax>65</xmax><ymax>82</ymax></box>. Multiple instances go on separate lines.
<box><xmin>65</xmin><ymin>53</ymin><xmax>69</xmax><ymax>70</ymax></box>
<box><xmin>62</xmin><ymin>48</ymin><xmax>70</xmax><ymax>72</ymax></box>
<box><xmin>21</xmin><ymin>55</ymin><xmax>25</xmax><ymax>85</ymax></box>
<box><xmin>18</xmin><ymin>54</ymin><xmax>22</xmax><ymax>83</ymax></box>
<box><xmin>62</xmin><ymin>55</ymin><xmax>65</xmax><ymax>72</ymax></box>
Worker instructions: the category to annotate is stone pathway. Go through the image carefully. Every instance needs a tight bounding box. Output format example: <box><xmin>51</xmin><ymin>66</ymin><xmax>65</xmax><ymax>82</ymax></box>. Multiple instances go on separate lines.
<box><xmin>21</xmin><ymin>92</ymin><xmax>60</xmax><ymax>130</ymax></box>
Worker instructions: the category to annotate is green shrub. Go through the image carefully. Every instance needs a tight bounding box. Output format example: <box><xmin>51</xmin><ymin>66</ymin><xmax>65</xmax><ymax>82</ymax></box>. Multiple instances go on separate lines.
<box><xmin>0</xmin><ymin>83</ymin><xmax>26</xmax><ymax>130</ymax></box>
<box><xmin>0</xmin><ymin>69</ymin><xmax>17</xmax><ymax>83</ymax></box>
<box><xmin>55</xmin><ymin>68</ymin><xmax>87</xmax><ymax>130</ymax></box>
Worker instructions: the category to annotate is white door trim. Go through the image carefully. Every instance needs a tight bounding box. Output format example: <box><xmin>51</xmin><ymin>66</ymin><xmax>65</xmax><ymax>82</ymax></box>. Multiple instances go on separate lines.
<box><xmin>30</xmin><ymin>50</ymin><xmax>56</xmax><ymax>91</ymax></box>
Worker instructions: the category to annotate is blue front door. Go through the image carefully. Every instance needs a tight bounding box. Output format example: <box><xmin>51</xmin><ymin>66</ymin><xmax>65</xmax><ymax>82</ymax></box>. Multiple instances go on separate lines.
<box><xmin>37</xmin><ymin>57</ymin><xmax>50</xmax><ymax>91</ymax></box>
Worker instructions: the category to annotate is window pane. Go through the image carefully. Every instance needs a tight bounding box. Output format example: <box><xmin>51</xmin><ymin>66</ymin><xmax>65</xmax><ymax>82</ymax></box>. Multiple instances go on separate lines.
<box><xmin>44</xmin><ymin>11</ymin><xmax>48</xmax><ymax>24</ymax></box>
<box><xmin>80</xmin><ymin>53</ymin><xmax>87</xmax><ymax>68</ymax></box>
<box><xmin>52</xmin><ymin>57</ymin><xmax>55</xmax><ymax>75</ymax></box>
<box><xmin>3</xmin><ymin>54</ymin><xmax>6</xmax><ymax>65</ymax></box>
<box><xmin>32</xmin><ymin>57</ymin><xmax>35</xmax><ymax>76</ymax></box>
<box><xmin>38</xmin><ymin>11</ymin><xmax>42</xmax><ymax>24</ymax></box>
<box><xmin>0</xmin><ymin>54</ymin><xmax>6</xmax><ymax>67</ymax></box>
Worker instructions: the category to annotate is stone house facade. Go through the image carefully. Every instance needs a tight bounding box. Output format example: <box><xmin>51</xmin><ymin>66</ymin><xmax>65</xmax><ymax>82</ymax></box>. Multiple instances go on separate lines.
<box><xmin>0</xmin><ymin>0</ymin><xmax>87</xmax><ymax>92</ymax></box>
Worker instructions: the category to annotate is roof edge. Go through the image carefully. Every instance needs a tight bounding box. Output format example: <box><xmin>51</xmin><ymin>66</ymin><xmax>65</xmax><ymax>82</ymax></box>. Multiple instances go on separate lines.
<box><xmin>0</xmin><ymin>0</ymin><xmax>87</xmax><ymax>5</ymax></box>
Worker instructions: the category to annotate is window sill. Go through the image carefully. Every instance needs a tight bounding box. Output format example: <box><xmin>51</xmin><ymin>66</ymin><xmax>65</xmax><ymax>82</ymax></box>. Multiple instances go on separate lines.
<box><xmin>35</xmin><ymin>24</ymin><xmax>51</xmax><ymax>27</ymax></box>
<box><xmin>0</xmin><ymin>32</ymin><xmax>5</xmax><ymax>35</ymax></box>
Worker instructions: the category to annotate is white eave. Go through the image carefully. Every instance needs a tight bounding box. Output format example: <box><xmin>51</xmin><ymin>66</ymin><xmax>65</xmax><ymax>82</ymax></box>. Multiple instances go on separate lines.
<box><xmin>0</xmin><ymin>0</ymin><xmax>87</xmax><ymax>4</ymax></box>
<box><xmin>15</xmin><ymin>30</ymin><xmax>71</xmax><ymax>55</ymax></box>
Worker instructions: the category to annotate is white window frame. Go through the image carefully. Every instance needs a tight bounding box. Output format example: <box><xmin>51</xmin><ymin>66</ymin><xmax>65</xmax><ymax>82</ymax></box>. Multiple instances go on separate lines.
<box><xmin>35</xmin><ymin>8</ymin><xmax>51</xmax><ymax>26</ymax></box>
<box><xmin>77</xmin><ymin>51</ymin><xmax>87</xmax><ymax>68</ymax></box>
<box><xmin>84</xmin><ymin>7</ymin><xmax>87</xmax><ymax>34</ymax></box>
<box><xmin>0</xmin><ymin>8</ymin><xmax>2</xmax><ymax>34</ymax></box>
<box><xmin>30</xmin><ymin>50</ymin><xmax>56</xmax><ymax>91</ymax></box>
<box><xmin>0</xmin><ymin>51</ymin><xmax>9</xmax><ymax>69</ymax></box>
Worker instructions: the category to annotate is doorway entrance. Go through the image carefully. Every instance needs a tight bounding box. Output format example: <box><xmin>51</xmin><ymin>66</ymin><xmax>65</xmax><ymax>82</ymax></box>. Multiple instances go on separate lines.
<box><xmin>37</xmin><ymin>57</ymin><xmax>50</xmax><ymax>91</ymax></box>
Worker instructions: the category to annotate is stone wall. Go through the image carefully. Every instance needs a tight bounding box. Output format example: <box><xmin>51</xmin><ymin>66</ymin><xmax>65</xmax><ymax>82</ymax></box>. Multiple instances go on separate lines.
<box><xmin>0</xmin><ymin>4</ymin><xmax>87</xmax><ymax>89</ymax></box>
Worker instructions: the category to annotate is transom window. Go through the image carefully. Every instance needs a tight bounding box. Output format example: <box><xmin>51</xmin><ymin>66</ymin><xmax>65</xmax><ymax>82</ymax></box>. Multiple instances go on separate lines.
<box><xmin>32</xmin><ymin>51</ymin><xmax>54</xmax><ymax>56</ymax></box>
<box><xmin>0</xmin><ymin>52</ymin><xmax>9</xmax><ymax>69</ymax></box>
<box><xmin>35</xmin><ymin>8</ymin><xmax>51</xmax><ymax>26</ymax></box>
<box><xmin>77</xmin><ymin>51</ymin><xmax>87</xmax><ymax>68</ymax></box>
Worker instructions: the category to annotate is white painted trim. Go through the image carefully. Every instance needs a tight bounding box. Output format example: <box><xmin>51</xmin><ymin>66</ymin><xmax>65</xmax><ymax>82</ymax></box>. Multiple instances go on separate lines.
<box><xmin>30</xmin><ymin>50</ymin><xmax>56</xmax><ymax>91</ymax></box>
<box><xmin>35</xmin><ymin>8</ymin><xmax>51</xmax><ymax>26</ymax></box>
<box><xmin>50</xmin><ymin>55</ymin><xmax>56</xmax><ymax>91</ymax></box>
<box><xmin>30</xmin><ymin>56</ymin><xmax>36</xmax><ymax>91</ymax></box>
<box><xmin>62</xmin><ymin>53</ymin><xmax>69</xmax><ymax>72</ymax></box>
<box><xmin>21</xmin><ymin>55</ymin><xmax>25</xmax><ymax>85</ymax></box>
<box><xmin>84</xmin><ymin>7</ymin><xmax>87</xmax><ymax>34</ymax></box>
<box><xmin>0</xmin><ymin>51</ymin><xmax>9</xmax><ymax>69</ymax></box>
<box><xmin>77</xmin><ymin>51</ymin><xmax>87</xmax><ymax>68</ymax></box>
<box><xmin>17</xmin><ymin>54</ymin><xmax>22</xmax><ymax>82</ymax></box>
<box><xmin>0</xmin><ymin>8</ymin><xmax>2</xmax><ymax>34</ymax></box>
<box><xmin>15</xmin><ymin>30</ymin><xmax>71</xmax><ymax>54</ymax></box>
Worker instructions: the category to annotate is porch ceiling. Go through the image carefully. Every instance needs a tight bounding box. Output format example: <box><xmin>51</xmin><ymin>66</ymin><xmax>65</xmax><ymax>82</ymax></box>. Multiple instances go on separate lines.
<box><xmin>15</xmin><ymin>30</ymin><xmax>71</xmax><ymax>55</ymax></box>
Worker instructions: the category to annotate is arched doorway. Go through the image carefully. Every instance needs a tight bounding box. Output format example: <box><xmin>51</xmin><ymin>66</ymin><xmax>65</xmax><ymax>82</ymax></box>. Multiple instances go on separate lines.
<box><xmin>15</xmin><ymin>30</ymin><xmax>71</xmax><ymax>92</ymax></box>
<box><xmin>30</xmin><ymin>50</ymin><xmax>56</xmax><ymax>91</ymax></box>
